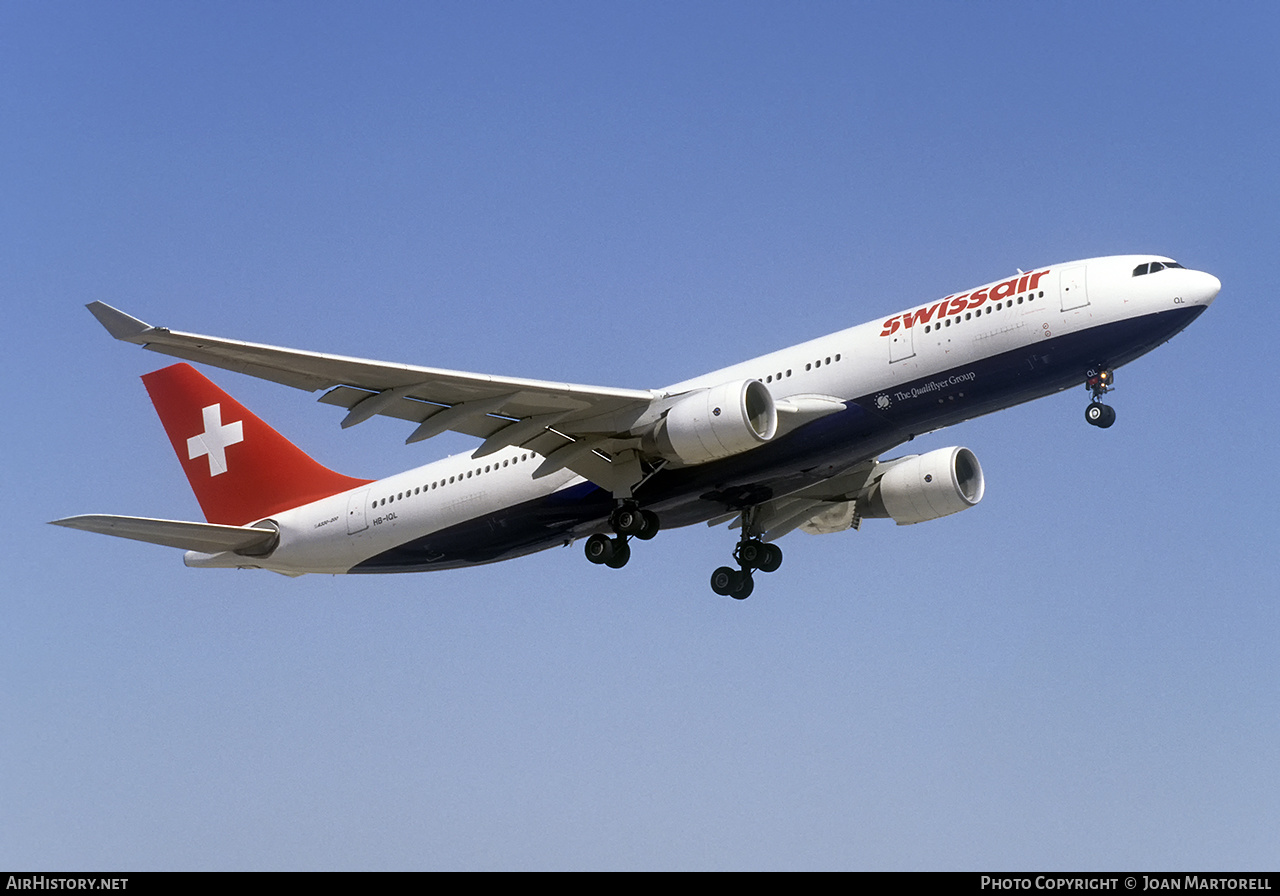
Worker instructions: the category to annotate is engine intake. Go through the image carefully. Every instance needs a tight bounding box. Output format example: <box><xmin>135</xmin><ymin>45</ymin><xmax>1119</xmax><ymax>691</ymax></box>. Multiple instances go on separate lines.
<box><xmin>862</xmin><ymin>446</ymin><xmax>985</xmax><ymax>525</ymax></box>
<box><xmin>645</xmin><ymin>379</ymin><xmax>778</xmax><ymax>466</ymax></box>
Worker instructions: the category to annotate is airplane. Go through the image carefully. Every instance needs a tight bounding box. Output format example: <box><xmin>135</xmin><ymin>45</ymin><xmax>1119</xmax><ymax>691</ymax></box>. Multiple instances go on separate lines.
<box><xmin>52</xmin><ymin>254</ymin><xmax>1220</xmax><ymax>598</ymax></box>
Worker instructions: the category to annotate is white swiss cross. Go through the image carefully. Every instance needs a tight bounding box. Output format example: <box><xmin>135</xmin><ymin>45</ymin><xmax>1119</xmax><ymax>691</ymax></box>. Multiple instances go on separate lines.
<box><xmin>187</xmin><ymin>403</ymin><xmax>244</xmax><ymax>477</ymax></box>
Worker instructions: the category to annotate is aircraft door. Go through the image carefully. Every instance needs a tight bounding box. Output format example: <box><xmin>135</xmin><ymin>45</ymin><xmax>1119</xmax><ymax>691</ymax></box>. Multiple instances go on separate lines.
<box><xmin>347</xmin><ymin>487</ymin><xmax>370</xmax><ymax>534</ymax></box>
<box><xmin>1059</xmin><ymin>265</ymin><xmax>1089</xmax><ymax>311</ymax></box>
<box><xmin>889</xmin><ymin>325</ymin><xmax>915</xmax><ymax>363</ymax></box>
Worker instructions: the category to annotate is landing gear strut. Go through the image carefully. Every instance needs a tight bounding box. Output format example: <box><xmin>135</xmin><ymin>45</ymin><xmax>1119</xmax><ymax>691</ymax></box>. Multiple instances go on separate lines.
<box><xmin>585</xmin><ymin>501</ymin><xmax>660</xmax><ymax>569</ymax></box>
<box><xmin>1085</xmin><ymin>368</ymin><xmax>1117</xmax><ymax>429</ymax></box>
<box><xmin>710</xmin><ymin>509</ymin><xmax>783</xmax><ymax>599</ymax></box>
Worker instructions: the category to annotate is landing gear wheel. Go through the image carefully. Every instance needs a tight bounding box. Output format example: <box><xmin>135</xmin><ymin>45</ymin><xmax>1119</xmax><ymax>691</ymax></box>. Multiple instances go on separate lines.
<box><xmin>711</xmin><ymin>566</ymin><xmax>741</xmax><ymax>596</ymax></box>
<box><xmin>1085</xmin><ymin>403</ymin><xmax>1116</xmax><ymax>428</ymax></box>
<box><xmin>584</xmin><ymin>533</ymin><xmax>614</xmax><ymax>565</ymax></box>
<box><xmin>737</xmin><ymin>539</ymin><xmax>768</xmax><ymax>569</ymax></box>
<box><xmin>710</xmin><ymin>566</ymin><xmax>755</xmax><ymax>599</ymax></box>
<box><xmin>635</xmin><ymin>510</ymin><xmax>660</xmax><ymax>541</ymax></box>
<box><xmin>604</xmin><ymin>538</ymin><xmax>631</xmax><ymax>569</ymax></box>
<box><xmin>610</xmin><ymin>504</ymin><xmax>645</xmax><ymax>536</ymax></box>
<box><xmin>757</xmin><ymin>543</ymin><xmax>783</xmax><ymax>574</ymax></box>
<box><xmin>734</xmin><ymin>538</ymin><xmax>781</xmax><ymax>574</ymax></box>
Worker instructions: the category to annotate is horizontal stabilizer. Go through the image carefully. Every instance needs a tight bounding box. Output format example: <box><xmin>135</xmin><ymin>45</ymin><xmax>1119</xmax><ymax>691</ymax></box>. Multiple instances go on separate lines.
<box><xmin>50</xmin><ymin>514</ymin><xmax>279</xmax><ymax>555</ymax></box>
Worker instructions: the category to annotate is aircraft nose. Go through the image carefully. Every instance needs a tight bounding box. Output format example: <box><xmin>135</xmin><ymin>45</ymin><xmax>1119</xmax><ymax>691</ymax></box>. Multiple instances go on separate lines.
<box><xmin>1190</xmin><ymin>270</ymin><xmax>1221</xmax><ymax>306</ymax></box>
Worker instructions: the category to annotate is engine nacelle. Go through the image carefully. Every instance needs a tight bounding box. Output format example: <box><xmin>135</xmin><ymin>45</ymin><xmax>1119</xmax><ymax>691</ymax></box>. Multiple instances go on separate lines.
<box><xmin>864</xmin><ymin>446</ymin><xmax>985</xmax><ymax>525</ymax></box>
<box><xmin>644</xmin><ymin>379</ymin><xmax>778</xmax><ymax>466</ymax></box>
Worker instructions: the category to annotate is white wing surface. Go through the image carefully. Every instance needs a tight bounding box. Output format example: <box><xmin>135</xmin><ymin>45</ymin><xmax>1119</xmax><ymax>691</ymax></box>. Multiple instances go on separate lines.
<box><xmin>87</xmin><ymin>303</ymin><xmax>662</xmax><ymax>492</ymax></box>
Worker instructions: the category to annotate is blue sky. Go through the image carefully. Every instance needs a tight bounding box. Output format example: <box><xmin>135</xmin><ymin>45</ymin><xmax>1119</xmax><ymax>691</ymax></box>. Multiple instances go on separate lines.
<box><xmin>4</xmin><ymin>1</ymin><xmax>1277</xmax><ymax>870</ymax></box>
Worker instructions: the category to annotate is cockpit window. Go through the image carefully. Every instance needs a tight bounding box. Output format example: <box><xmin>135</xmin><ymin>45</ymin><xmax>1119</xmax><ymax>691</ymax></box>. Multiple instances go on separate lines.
<box><xmin>1132</xmin><ymin>260</ymin><xmax>1185</xmax><ymax>277</ymax></box>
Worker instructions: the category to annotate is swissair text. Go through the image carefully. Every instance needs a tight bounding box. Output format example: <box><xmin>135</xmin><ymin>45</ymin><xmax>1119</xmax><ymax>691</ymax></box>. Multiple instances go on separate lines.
<box><xmin>880</xmin><ymin>269</ymin><xmax>1051</xmax><ymax>337</ymax></box>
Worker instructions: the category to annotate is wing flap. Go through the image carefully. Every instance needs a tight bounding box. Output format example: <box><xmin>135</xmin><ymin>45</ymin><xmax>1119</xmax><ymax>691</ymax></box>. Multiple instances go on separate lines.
<box><xmin>318</xmin><ymin>385</ymin><xmax>446</xmax><ymax>423</ymax></box>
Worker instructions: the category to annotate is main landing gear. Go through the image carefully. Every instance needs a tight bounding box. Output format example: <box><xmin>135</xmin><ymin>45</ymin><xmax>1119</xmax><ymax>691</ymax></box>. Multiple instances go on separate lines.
<box><xmin>584</xmin><ymin>502</ymin><xmax>784</xmax><ymax>599</ymax></box>
<box><xmin>709</xmin><ymin>510</ymin><xmax>783</xmax><ymax>600</ymax></box>
<box><xmin>1084</xmin><ymin>368</ymin><xmax>1117</xmax><ymax>429</ymax></box>
<box><xmin>583</xmin><ymin>501</ymin><xmax>659</xmax><ymax>570</ymax></box>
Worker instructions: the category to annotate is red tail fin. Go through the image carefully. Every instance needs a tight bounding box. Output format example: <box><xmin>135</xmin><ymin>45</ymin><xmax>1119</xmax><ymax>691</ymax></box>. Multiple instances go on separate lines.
<box><xmin>141</xmin><ymin>363</ymin><xmax>371</xmax><ymax>525</ymax></box>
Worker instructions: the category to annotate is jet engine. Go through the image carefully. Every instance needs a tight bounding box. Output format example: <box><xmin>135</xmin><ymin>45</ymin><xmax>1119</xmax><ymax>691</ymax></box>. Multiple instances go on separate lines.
<box><xmin>643</xmin><ymin>379</ymin><xmax>778</xmax><ymax>466</ymax></box>
<box><xmin>859</xmin><ymin>446</ymin><xmax>985</xmax><ymax>525</ymax></box>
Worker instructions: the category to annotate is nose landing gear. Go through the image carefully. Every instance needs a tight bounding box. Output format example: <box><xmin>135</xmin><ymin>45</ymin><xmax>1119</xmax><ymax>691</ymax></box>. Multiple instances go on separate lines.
<box><xmin>1085</xmin><ymin>369</ymin><xmax>1117</xmax><ymax>428</ymax></box>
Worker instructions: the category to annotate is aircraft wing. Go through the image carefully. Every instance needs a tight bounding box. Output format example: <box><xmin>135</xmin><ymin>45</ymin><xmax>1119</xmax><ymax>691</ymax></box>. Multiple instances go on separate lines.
<box><xmin>50</xmin><ymin>514</ymin><xmax>280</xmax><ymax>554</ymax></box>
<box><xmin>711</xmin><ymin>459</ymin><xmax>882</xmax><ymax>541</ymax></box>
<box><xmin>87</xmin><ymin>302</ymin><xmax>662</xmax><ymax>492</ymax></box>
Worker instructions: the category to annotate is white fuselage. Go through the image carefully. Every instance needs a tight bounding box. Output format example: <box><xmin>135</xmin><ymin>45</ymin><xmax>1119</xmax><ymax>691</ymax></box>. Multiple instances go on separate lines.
<box><xmin>189</xmin><ymin>255</ymin><xmax>1219</xmax><ymax>575</ymax></box>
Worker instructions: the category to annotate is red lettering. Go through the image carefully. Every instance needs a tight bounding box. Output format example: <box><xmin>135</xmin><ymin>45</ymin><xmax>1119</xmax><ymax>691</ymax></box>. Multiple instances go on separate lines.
<box><xmin>991</xmin><ymin>278</ymin><xmax>1018</xmax><ymax>302</ymax></box>
<box><xmin>877</xmin><ymin>268</ymin><xmax>1053</xmax><ymax>337</ymax></box>
<box><xmin>908</xmin><ymin>305</ymin><xmax>939</xmax><ymax>327</ymax></box>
